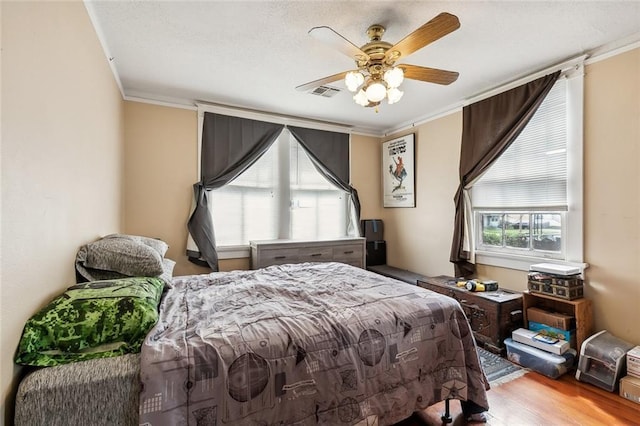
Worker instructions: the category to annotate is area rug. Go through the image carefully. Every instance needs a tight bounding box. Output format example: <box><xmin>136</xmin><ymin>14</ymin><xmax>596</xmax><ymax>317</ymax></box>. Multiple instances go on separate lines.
<box><xmin>477</xmin><ymin>347</ymin><xmax>529</xmax><ymax>385</ymax></box>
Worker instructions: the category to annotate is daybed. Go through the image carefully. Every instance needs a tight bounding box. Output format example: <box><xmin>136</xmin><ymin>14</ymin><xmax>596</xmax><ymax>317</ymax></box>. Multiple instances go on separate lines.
<box><xmin>15</xmin><ymin>260</ymin><xmax>489</xmax><ymax>425</ymax></box>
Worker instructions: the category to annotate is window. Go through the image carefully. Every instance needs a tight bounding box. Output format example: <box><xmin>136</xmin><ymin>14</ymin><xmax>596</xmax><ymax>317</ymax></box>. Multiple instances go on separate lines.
<box><xmin>472</xmin><ymin>72</ymin><xmax>583</xmax><ymax>269</ymax></box>
<box><xmin>209</xmin><ymin>129</ymin><xmax>349</xmax><ymax>251</ymax></box>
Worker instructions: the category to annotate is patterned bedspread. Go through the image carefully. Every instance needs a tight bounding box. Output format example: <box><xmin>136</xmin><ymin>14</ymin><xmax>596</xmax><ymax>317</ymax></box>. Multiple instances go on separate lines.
<box><xmin>139</xmin><ymin>262</ymin><xmax>489</xmax><ymax>425</ymax></box>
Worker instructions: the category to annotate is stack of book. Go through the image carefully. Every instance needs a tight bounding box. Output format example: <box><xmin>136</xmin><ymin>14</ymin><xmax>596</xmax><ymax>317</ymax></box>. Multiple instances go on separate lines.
<box><xmin>527</xmin><ymin>306</ymin><xmax>576</xmax><ymax>350</ymax></box>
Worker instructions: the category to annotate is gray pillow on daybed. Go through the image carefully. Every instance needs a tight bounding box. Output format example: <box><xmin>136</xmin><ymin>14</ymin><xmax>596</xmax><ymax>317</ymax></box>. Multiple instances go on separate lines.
<box><xmin>76</xmin><ymin>234</ymin><xmax>169</xmax><ymax>281</ymax></box>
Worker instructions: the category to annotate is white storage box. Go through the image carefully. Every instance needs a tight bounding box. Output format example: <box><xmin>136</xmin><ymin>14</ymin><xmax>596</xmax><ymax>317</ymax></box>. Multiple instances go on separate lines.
<box><xmin>505</xmin><ymin>338</ymin><xmax>576</xmax><ymax>379</ymax></box>
<box><xmin>627</xmin><ymin>346</ymin><xmax>640</xmax><ymax>379</ymax></box>
<box><xmin>575</xmin><ymin>330</ymin><xmax>635</xmax><ymax>392</ymax></box>
<box><xmin>529</xmin><ymin>263</ymin><xmax>582</xmax><ymax>276</ymax></box>
<box><xmin>512</xmin><ymin>327</ymin><xmax>570</xmax><ymax>355</ymax></box>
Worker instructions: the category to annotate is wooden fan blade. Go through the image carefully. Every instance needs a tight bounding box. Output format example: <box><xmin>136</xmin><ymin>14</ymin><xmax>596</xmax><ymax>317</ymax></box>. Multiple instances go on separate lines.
<box><xmin>295</xmin><ymin>70</ymin><xmax>351</xmax><ymax>92</ymax></box>
<box><xmin>385</xmin><ymin>12</ymin><xmax>460</xmax><ymax>62</ymax></box>
<box><xmin>400</xmin><ymin>64</ymin><xmax>459</xmax><ymax>85</ymax></box>
<box><xmin>309</xmin><ymin>26</ymin><xmax>370</xmax><ymax>62</ymax></box>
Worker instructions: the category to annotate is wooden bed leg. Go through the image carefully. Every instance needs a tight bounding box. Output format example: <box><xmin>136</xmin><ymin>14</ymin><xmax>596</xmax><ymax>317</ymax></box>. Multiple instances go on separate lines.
<box><xmin>441</xmin><ymin>399</ymin><xmax>452</xmax><ymax>424</ymax></box>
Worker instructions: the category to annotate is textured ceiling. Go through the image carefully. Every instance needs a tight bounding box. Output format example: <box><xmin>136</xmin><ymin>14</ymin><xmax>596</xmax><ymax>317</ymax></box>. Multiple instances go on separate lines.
<box><xmin>85</xmin><ymin>1</ymin><xmax>640</xmax><ymax>135</ymax></box>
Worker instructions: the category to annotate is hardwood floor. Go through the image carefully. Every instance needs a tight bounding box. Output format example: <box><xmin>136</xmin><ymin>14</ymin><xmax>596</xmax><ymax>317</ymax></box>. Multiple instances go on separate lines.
<box><xmin>397</xmin><ymin>371</ymin><xmax>640</xmax><ymax>426</ymax></box>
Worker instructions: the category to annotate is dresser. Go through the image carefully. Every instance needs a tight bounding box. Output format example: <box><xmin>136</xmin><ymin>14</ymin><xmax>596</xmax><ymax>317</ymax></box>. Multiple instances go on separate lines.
<box><xmin>250</xmin><ymin>238</ymin><xmax>366</xmax><ymax>270</ymax></box>
<box><xmin>418</xmin><ymin>275</ymin><xmax>524</xmax><ymax>354</ymax></box>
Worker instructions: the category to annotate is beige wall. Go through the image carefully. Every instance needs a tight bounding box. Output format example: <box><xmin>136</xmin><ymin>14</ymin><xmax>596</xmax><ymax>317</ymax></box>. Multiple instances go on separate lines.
<box><xmin>381</xmin><ymin>114</ymin><xmax>463</xmax><ymax>276</ymax></box>
<box><xmin>381</xmin><ymin>48</ymin><xmax>640</xmax><ymax>345</ymax></box>
<box><xmin>122</xmin><ymin>102</ymin><xmax>250</xmax><ymax>275</ymax></box>
<box><xmin>350</xmin><ymin>133</ymin><xmax>385</xmax><ymax>220</ymax></box>
<box><xmin>123</xmin><ymin>102</ymin><xmax>205</xmax><ymax>276</ymax></box>
<box><xmin>582</xmin><ymin>48</ymin><xmax>639</xmax><ymax>343</ymax></box>
<box><xmin>1</xmin><ymin>2</ymin><xmax>124</xmax><ymax>423</ymax></box>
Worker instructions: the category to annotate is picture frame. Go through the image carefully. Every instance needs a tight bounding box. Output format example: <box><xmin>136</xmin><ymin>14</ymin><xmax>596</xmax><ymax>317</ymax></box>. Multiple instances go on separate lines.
<box><xmin>382</xmin><ymin>133</ymin><xmax>415</xmax><ymax>208</ymax></box>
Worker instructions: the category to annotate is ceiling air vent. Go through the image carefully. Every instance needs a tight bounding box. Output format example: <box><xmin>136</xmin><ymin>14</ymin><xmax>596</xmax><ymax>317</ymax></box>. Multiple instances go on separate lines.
<box><xmin>310</xmin><ymin>85</ymin><xmax>341</xmax><ymax>98</ymax></box>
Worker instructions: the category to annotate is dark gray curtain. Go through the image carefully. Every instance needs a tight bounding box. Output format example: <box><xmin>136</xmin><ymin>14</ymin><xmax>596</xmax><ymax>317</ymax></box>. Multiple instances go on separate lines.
<box><xmin>187</xmin><ymin>112</ymin><xmax>285</xmax><ymax>270</ymax></box>
<box><xmin>450</xmin><ymin>71</ymin><xmax>560</xmax><ymax>277</ymax></box>
<box><xmin>288</xmin><ymin>126</ymin><xmax>362</xmax><ymax>236</ymax></box>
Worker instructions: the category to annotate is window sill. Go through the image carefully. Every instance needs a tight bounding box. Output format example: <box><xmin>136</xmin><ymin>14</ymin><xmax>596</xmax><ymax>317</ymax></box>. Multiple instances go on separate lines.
<box><xmin>217</xmin><ymin>245</ymin><xmax>250</xmax><ymax>260</ymax></box>
<box><xmin>475</xmin><ymin>251</ymin><xmax>588</xmax><ymax>273</ymax></box>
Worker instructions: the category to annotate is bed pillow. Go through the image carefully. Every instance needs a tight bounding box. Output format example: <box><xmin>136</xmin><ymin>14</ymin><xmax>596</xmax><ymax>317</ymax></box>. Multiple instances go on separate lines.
<box><xmin>76</xmin><ymin>258</ymin><xmax>176</xmax><ymax>286</ymax></box>
<box><xmin>76</xmin><ymin>234</ymin><xmax>168</xmax><ymax>279</ymax></box>
<box><xmin>159</xmin><ymin>258</ymin><xmax>176</xmax><ymax>288</ymax></box>
<box><xmin>103</xmin><ymin>234</ymin><xmax>169</xmax><ymax>258</ymax></box>
<box><xmin>15</xmin><ymin>277</ymin><xmax>165</xmax><ymax>367</ymax></box>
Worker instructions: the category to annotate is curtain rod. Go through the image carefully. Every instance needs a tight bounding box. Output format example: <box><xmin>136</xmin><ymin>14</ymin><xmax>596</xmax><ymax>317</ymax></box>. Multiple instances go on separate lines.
<box><xmin>196</xmin><ymin>102</ymin><xmax>354</xmax><ymax>134</ymax></box>
<box><xmin>463</xmin><ymin>54</ymin><xmax>587</xmax><ymax>108</ymax></box>
<box><xmin>383</xmin><ymin>54</ymin><xmax>587</xmax><ymax>137</ymax></box>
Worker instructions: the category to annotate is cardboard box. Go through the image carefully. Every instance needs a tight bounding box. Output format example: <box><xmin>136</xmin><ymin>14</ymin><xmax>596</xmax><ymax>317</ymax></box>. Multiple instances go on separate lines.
<box><xmin>527</xmin><ymin>307</ymin><xmax>575</xmax><ymax>330</ymax></box>
<box><xmin>528</xmin><ymin>321</ymin><xmax>576</xmax><ymax>349</ymax></box>
<box><xmin>512</xmin><ymin>327</ymin><xmax>570</xmax><ymax>355</ymax></box>
<box><xmin>627</xmin><ymin>346</ymin><xmax>640</xmax><ymax>379</ymax></box>
<box><xmin>620</xmin><ymin>375</ymin><xmax>640</xmax><ymax>404</ymax></box>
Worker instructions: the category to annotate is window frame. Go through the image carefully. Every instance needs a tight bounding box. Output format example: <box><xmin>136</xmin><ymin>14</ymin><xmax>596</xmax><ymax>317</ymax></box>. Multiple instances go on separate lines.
<box><xmin>474</xmin><ymin>66</ymin><xmax>585</xmax><ymax>271</ymax></box>
<box><xmin>475</xmin><ymin>210</ymin><xmax>566</xmax><ymax>258</ymax></box>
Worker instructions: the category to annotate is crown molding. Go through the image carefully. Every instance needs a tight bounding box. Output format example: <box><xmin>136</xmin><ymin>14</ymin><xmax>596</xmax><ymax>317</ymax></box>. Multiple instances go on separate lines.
<box><xmin>382</xmin><ymin>34</ymin><xmax>640</xmax><ymax>137</ymax></box>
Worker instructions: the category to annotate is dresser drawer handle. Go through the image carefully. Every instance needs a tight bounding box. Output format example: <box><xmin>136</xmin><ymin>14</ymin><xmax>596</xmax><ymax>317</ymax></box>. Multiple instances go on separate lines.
<box><xmin>311</xmin><ymin>253</ymin><xmax>322</xmax><ymax>257</ymax></box>
<box><xmin>274</xmin><ymin>256</ymin><xmax>287</xmax><ymax>260</ymax></box>
<box><xmin>343</xmin><ymin>250</ymin><xmax>354</xmax><ymax>254</ymax></box>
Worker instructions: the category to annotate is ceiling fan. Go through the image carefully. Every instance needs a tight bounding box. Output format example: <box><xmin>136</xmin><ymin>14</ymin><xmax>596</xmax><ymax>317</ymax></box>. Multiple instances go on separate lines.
<box><xmin>296</xmin><ymin>12</ymin><xmax>460</xmax><ymax>109</ymax></box>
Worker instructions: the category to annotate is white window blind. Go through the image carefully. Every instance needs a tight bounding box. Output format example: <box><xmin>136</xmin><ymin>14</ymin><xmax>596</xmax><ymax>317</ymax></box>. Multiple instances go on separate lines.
<box><xmin>472</xmin><ymin>78</ymin><xmax>568</xmax><ymax>210</ymax></box>
<box><xmin>209</xmin><ymin>138</ymin><xmax>280</xmax><ymax>246</ymax></box>
<box><xmin>289</xmin><ymin>141</ymin><xmax>348</xmax><ymax>240</ymax></box>
<box><xmin>209</xmin><ymin>129</ymin><xmax>348</xmax><ymax>247</ymax></box>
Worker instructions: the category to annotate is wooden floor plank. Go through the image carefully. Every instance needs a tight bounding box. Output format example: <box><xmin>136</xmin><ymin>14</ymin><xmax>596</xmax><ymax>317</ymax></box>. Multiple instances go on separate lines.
<box><xmin>398</xmin><ymin>371</ymin><xmax>640</xmax><ymax>426</ymax></box>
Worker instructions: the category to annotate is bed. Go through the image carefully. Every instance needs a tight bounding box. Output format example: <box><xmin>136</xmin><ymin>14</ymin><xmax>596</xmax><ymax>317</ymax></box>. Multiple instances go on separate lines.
<box><xmin>15</xmin><ymin>261</ymin><xmax>489</xmax><ymax>425</ymax></box>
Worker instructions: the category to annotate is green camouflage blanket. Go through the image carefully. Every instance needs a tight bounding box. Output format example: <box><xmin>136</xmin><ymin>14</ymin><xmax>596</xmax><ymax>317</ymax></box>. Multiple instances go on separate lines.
<box><xmin>15</xmin><ymin>276</ymin><xmax>164</xmax><ymax>366</ymax></box>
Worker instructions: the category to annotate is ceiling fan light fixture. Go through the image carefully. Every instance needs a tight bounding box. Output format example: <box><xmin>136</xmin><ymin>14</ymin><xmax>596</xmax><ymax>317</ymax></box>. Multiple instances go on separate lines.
<box><xmin>345</xmin><ymin>71</ymin><xmax>365</xmax><ymax>92</ymax></box>
<box><xmin>353</xmin><ymin>89</ymin><xmax>369</xmax><ymax>106</ymax></box>
<box><xmin>301</xmin><ymin>13</ymin><xmax>461</xmax><ymax>110</ymax></box>
<box><xmin>383</xmin><ymin>67</ymin><xmax>404</xmax><ymax>88</ymax></box>
<box><xmin>387</xmin><ymin>87</ymin><xmax>404</xmax><ymax>104</ymax></box>
<box><xmin>365</xmin><ymin>81</ymin><xmax>387</xmax><ymax>102</ymax></box>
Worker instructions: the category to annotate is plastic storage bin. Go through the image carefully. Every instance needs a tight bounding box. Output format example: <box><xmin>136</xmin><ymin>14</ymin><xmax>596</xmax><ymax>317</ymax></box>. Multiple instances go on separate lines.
<box><xmin>505</xmin><ymin>337</ymin><xmax>577</xmax><ymax>379</ymax></box>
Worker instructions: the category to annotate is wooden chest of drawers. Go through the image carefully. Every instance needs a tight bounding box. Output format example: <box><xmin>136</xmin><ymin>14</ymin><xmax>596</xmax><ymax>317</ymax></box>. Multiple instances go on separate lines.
<box><xmin>418</xmin><ymin>275</ymin><xmax>524</xmax><ymax>354</ymax></box>
<box><xmin>250</xmin><ymin>238</ymin><xmax>366</xmax><ymax>269</ymax></box>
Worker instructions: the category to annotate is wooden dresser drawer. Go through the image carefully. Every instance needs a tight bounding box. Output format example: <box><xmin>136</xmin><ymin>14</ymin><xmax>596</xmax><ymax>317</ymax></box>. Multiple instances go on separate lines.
<box><xmin>333</xmin><ymin>244</ymin><xmax>364</xmax><ymax>262</ymax></box>
<box><xmin>250</xmin><ymin>238</ymin><xmax>365</xmax><ymax>269</ymax></box>
<box><xmin>299</xmin><ymin>247</ymin><xmax>333</xmax><ymax>262</ymax></box>
<box><xmin>257</xmin><ymin>248</ymin><xmax>300</xmax><ymax>267</ymax></box>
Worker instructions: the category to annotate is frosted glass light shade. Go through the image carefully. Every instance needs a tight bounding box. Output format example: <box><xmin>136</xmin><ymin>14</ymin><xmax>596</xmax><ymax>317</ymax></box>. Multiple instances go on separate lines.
<box><xmin>365</xmin><ymin>82</ymin><xmax>387</xmax><ymax>102</ymax></box>
<box><xmin>383</xmin><ymin>67</ymin><xmax>404</xmax><ymax>88</ymax></box>
<box><xmin>353</xmin><ymin>89</ymin><xmax>369</xmax><ymax>106</ymax></box>
<box><xmin>345</xmin><ymin>71</ymin><xmax>365</xmax><ymax>92</ymax></box>
<box><xmin>387</xmin><ymin>87</ymin><xmax>404</xmax><ymax>104</ymax></box>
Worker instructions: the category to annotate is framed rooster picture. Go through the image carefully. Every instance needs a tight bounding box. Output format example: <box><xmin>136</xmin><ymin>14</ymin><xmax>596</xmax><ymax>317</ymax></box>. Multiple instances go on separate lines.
<box><xmin>382</xmin><ymin>133</ymin><xmax>415</xmax><ymax>208</ymax></box>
